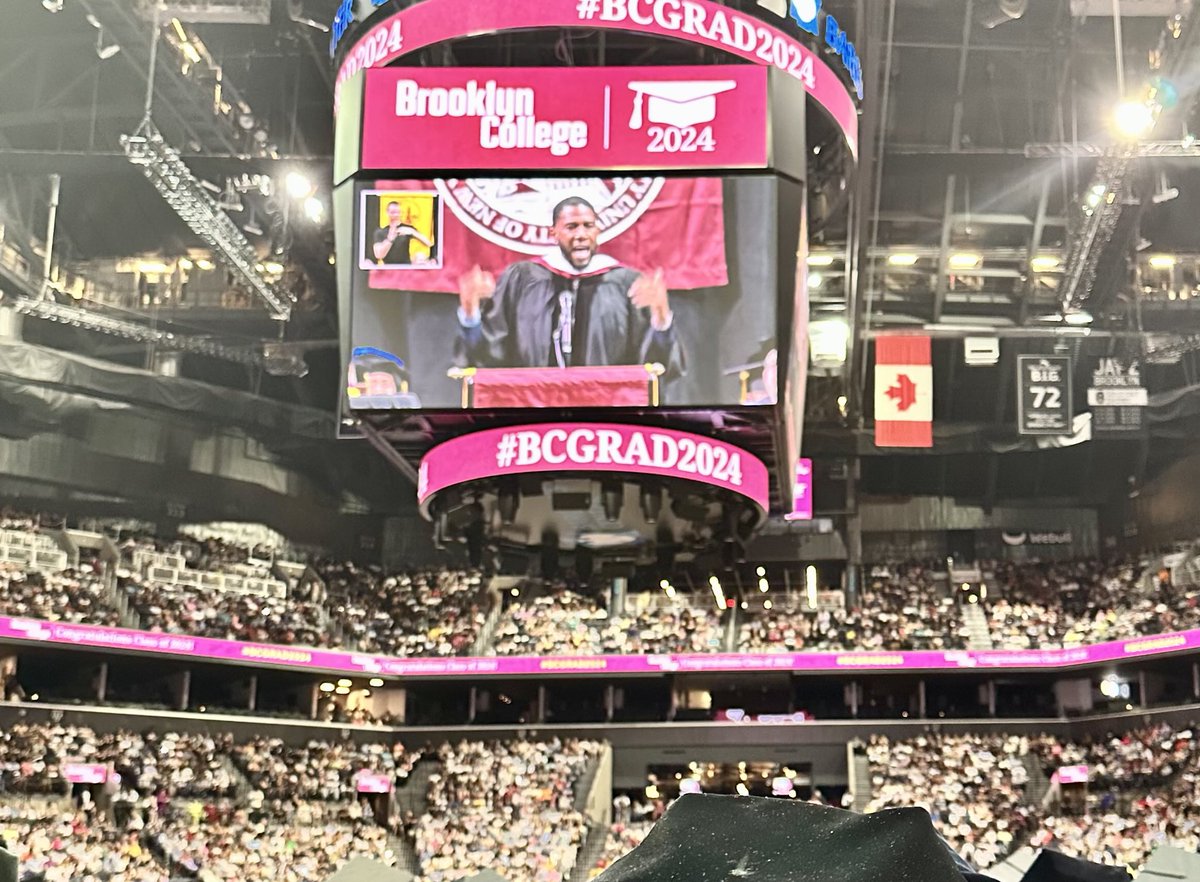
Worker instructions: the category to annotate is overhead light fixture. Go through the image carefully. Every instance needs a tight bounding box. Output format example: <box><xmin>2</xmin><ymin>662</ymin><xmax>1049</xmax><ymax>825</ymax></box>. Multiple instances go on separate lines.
<box><xmin>1113</xmin><ymin>100</ymin><xmax>1157</xmax><ymax>140</ymax></box>
<box><xmin>1148</xmin><ymin>254</ymin><xmax>1176</xmax><ymax>270</ymax></box>
<box><xmin>709</xmin><ymin>575</ymin><xmax>726</xmax><ymax>610</ymax></box>
<box><xmin>949</xmin><ymin>252</ymin><xmax>982</xmax><ymax>270</ymax></box>
<box><xmin>807</xmin><ymin>253</ymin><xmax>836</xmax><ymax>267</ymax></box>
<box><xmin>1063</xmin><ymin>309</ymin><xmax>1093</xmax><ymax>326</ymax></box>
<box><xmin>809</xmin><ymin>317</ymin><xmax>850</xmax><ymax>369</ymax></box>
<box><xmin>368</xmin><ymin>678</ymin><xmax>384</xmax><ymax>688</ymax></box>
<box><xmin>887</xmin><ymin>253</ymin><xmax>919</xmax><ymax>266</ymax></box>
<box><xmin>96</xmin><ymin>38</ymin><xmax>121</xmax><ymax>60</ymax></box>
<box><xmin>1152</xmin><ymin>172</ymin><xmax>1179</xmax><ymax>204</ymax></box>
<box><xmin>978</xmin><ymin>0</ymin><xmax>1026</xmax><ymax>28</ymax></box>
<box><xmin>304</xmin><ymin>196</ymin><xmax>325</xmax><ymax>224</ymax></box>
<box><xmin>285</xmin><ymin>171</ymin><xmax>316</xmax><ymax>200</ymax></box>
<box><xmin>1030</xmin><ymin>255</ymin><xmax>1062</xmax><ymax>273</ymax></box>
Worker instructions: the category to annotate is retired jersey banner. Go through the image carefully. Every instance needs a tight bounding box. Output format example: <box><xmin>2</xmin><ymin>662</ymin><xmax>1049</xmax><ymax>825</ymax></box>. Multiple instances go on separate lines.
<box><xmin>874</xmin><ymin>335</ymin><xmax>933</xmax><ymax>448</ymax></box>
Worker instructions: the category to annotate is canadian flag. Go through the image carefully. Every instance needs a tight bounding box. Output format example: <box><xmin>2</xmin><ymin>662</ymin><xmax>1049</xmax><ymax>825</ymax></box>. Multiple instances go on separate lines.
<box><xmin>875</xmin><ymin>335</ymin><xmax>933</xmax><ymax>448</ymax></box>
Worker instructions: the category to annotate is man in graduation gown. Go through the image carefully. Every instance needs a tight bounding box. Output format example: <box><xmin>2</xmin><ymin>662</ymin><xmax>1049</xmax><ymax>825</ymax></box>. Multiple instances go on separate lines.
<box><xmin>454</xmin><ymin>197</ymin><xmax>685</xmax><ymax>378</ymax></box>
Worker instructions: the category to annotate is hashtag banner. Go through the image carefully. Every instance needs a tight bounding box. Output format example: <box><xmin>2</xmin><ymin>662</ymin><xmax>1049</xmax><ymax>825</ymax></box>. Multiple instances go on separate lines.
<box><xmin>874</xmin><ymin>335</ymin><xmax>933</xmax><ymax>448</ymax></box>
<box><xmin>420</xmin><ymin>422</ymin><xmax>771</xmax><ymax>511</ymax></box>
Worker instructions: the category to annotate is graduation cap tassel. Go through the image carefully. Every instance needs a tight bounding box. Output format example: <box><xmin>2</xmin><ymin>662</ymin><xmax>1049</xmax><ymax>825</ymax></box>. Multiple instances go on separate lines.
<box><xmin>629</xmin><ymin>90</ymin><xmax>643</xmax><ymax>130</ymax></box>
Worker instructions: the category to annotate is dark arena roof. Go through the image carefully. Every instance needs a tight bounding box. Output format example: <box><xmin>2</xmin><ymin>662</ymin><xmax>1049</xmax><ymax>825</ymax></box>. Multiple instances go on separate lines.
<box><xmin>3</xmin><ymin>1</ymin><xmax>1200</xmax><ymax>881</ymax></box>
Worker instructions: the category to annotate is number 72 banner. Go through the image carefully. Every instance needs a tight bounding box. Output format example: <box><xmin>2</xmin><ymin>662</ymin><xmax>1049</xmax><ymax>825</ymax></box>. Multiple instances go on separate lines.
<box><xmin>1017</xmin><ymin>355</ymin><xmax>1073</xmax><ymax>435</ymax></box>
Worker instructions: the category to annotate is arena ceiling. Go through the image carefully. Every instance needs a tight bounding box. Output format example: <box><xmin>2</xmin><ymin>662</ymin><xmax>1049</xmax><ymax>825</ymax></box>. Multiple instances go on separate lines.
<box><xmin>2</xmin><ymin>0</ymin><xmax>1200</xmax><ymax>515</ymax></box>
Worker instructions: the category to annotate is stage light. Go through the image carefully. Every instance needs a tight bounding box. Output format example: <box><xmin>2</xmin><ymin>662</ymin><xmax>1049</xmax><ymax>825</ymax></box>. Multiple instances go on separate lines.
<box><xmin>304</xmin><ymin>196</ymin><xmax>325</xmax><ymax>223</ymax></box>
<box><xmin>368</xmin><ymin>678</ymin><xmax>384</xmax><ymax>687</ymax></box>
<box><xmin>319</xmin><ymin>682</ymin><xmax>335</xmax><ymax>693</ymax></box>
<box><xmin>949</xmin><ymin>252</ymin><xmax>982</xmax><ymax>270</ymax></box>
<box><xmin>807</xmin><ymin>253</ymin><xmax>835</xmax><ymax>267</ymax></box>
<box><xmin>286</xmin><ymin>171</ymin><xmax>315</xmax><ymax>200</ymax></box>
<box><xmin>978</xmin><ymin>0</ymin><xmax>1026</xmax><ymax>29</ymax></box>
<box><xmin>809</xmin><ymin>318</ymin><xmax>850</xmax><ymax>368</ymax></box>
<box><xmin>1030</xmin><ymin>255</ymin><xmax>1061</xmax><ymax>273</ymax></box>
<box><xmin>806</xmin><ymin>565</ymin><xmax>818</xmax><ymax>610</ymax></box>
<box><xmin>1063</xmin><ymin>310</ymin><xmax>1093</xmax><ymax>326</ymax></box>
<box><xmin>601</xmin><ymin>480</ymin><xmax>623</xmax><ymax>521</ymax></box>
<box><xmin>758</xmin><ymin>578</ymin><xmax>769</xmax><ymax>593</ymax></box>
<box><xmin>1113</xmin><ymin>100</ymin><xmax>1157</xmax><ymax>140</ymax></box>
<box><xmin>195</xmin><ymin>258</ymin><xmax>214</xmax><ymax>271</ymax></box>
<box><xmin>808</xmin><ymin>271</ymin><xmax>824</xmax><ymax>290</ymax></box>
<box><xmin>95</xmin><ymin>26</ymin><xmax>121</xmax><ymax>60</ymax></box>
<box><xmin>42</xmin><ymin>0</ymin><xmax>63</xmax><ymax>12</ymax></box>
<box><xmin>640</xmin><ymin>485</ymin><xmax>662</xmax><ymax>523</ymax></box>
<box><xmin>709</xmin><ymin>575</ymin><xmax>726</xmax><ymax>610</ymax></box>
<box><xmin>498</xmin><ymin>482</ymin><xmax>519</xmax><ymax>525</ymax></box>
<box><xmin>755</xmin><ymin>566</ymin><xmax>766</xmax><ymax>577</ymax></box>
<box><xmin>1100</xmin><ymin>677</ymin><xmax>1121</xmax><ymax>698</ymax></box>
<box><xmin>887</xmin><ymin>252</ymin><xmax>919</xmax><ymax>266</ymax></box>
<box><xmin>262</xmin><ymin>261</ymin><xmax>285</xmax><ymax>276</ymax></box>
<box><xmin>1149</xmin><ymin>254</ymin><xmax>1176</xmax><ymax>270</ymax></box>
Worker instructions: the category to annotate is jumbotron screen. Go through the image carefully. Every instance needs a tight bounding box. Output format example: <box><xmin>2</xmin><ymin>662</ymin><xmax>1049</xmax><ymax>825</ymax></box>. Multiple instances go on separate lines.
<box><xmin>345</xmin><ymin>175</ymin><xmax>782</xmax><ymax>411</ymax></box>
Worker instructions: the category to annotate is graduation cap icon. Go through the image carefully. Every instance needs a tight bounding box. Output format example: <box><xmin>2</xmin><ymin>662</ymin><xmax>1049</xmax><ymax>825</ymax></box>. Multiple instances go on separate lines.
<box><xmin>627</xmin><ymin>79</ymin><xmax>738</xmax><ymax>130</ymax></box>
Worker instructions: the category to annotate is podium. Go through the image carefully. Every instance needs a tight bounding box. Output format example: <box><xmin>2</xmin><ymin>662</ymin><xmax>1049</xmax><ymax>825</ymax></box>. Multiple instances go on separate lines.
<box><xmin>448</xmin><ymin>364</ymin><xmax>665</xmax><ymax>409</ymax></box>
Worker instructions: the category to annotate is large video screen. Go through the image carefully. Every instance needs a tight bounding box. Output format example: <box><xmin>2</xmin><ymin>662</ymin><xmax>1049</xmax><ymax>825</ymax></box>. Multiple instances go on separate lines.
<box><xmin>345</xmin><ymin>176</ymin><xmax>780</xmax><ymax>411</ymax></box>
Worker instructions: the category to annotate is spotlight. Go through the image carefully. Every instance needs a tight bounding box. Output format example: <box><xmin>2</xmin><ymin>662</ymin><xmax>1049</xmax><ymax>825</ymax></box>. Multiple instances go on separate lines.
<box><xmin>1113</xmin><ymin>100</ymin><xmax>1157</xmax><ymax>140</ymax></box>
<box><xmin>978</xmin><ymin>0</ymin><xmax>1026</xmax><ymax>29</ymax></box>
<box><xmin>304</xmin><ymin>196</ymin><xmax>325</xmax><ymax>223</ymax></box>
<box><xmin>601</xmin><ymin>480</ymin><xmax>623</xmax><ymax>521</ymax></box>
<box><xmin>95</xmin><ymin>30</ymin><xmax>120</xmax><ymax>59</ymax></box>
<box><xmin>640</xmin><ymin>485</ymin><xmax>662</xmax><ymax>523</ymax></box>
<box><xmin>497</xmin><ymin>481</ymin><xmax>519</xmax><ymax>525</ymax></box>
<box><xmin>42</xmin><ymin>0</ymin><xmax>64</xmax><ymax>12</ymax></box>
<box><xmin>286</xmin><ymin>171</ymin><xmax>316</xmax><ymax>200</ymax></box>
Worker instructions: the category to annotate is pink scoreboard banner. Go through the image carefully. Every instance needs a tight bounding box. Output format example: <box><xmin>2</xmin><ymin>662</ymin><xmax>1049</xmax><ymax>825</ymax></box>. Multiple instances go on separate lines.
<box><xmin>334</xmin><ymin>0</ymin><xmax>859</xmax><ymax>157</ymax></box>
<box><xmin>1</xmin><ymin>616</ymin><xmax>1198</xmax><ymax>679</ymax></box>
<box><xmin>418</xmin><ymin>423</ymin><xmax>772</xmax><ymax>513</ymax></box>
<box><xmin>362</xmin><ymin>66</ymin><xmax>770</xmax><ymax>171</ymax></box>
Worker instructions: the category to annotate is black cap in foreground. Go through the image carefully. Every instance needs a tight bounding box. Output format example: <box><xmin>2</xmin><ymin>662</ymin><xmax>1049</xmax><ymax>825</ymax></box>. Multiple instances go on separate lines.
<box><xmin>594</xmin><ymin>794</ymin><xmax>988</xmax><ymax>882</ymax></box>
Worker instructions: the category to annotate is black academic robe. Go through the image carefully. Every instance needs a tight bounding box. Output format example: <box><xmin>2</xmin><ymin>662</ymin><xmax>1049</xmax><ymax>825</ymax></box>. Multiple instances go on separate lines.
<box><xmin>455</xmin><ymin>259</ymin><xmax>685</xmax><ymax>377</ymax></box>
